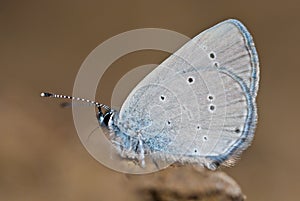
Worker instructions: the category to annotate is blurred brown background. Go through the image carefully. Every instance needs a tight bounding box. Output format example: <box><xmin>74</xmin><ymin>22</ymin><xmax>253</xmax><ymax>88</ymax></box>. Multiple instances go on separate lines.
<box><xmin>1</xmin><ymin>1</ymin><xmax>299</xmax><ymax>201</ymax></box>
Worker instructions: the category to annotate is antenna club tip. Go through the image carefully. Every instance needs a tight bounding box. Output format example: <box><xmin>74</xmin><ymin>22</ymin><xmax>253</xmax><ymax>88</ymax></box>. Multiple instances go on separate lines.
<box><xmin>40</xmin><ymin>92</ymin><xmax>53</xmax><ymax>97</ymax></box>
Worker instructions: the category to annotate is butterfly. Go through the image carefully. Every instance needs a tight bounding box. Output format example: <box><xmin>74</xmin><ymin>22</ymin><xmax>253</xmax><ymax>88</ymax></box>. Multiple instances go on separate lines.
<box><xmin>41</xmin><ymin>19</ymin><xmax>259</xmax><ymax>172</ymax></box>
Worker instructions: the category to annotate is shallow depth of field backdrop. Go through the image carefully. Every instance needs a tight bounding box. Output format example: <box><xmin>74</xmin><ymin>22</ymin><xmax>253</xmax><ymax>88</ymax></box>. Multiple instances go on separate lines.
<box><xmin>1</xmin><ymin>1</ymin><xmax>299</xmax><ymax>201</ymax></box>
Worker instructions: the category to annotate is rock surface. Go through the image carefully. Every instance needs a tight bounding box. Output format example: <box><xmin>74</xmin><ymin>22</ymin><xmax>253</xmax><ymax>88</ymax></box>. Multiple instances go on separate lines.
<box><xmin>127</xmin><ymin>166</ymin><xmax>245</xmax><ymax>201</ymax></box>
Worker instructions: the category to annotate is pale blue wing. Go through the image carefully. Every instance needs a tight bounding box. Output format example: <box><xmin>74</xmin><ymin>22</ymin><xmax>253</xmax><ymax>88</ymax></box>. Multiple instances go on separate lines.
<box><xmin>116</xmin><ymin>19</ymin><xmax>259</xmax><ymax>169</ymax></box>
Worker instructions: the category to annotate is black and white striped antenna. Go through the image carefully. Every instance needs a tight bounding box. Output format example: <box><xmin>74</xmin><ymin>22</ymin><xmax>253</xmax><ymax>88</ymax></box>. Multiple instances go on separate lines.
<box><xmin>40</xmin><ymin>92</ymin><xmax>111</xmax><ymax>111</ymax></box>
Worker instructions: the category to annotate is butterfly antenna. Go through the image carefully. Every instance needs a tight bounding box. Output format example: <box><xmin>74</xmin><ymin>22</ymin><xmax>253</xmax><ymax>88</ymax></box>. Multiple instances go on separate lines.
<box><xmin>40</xmin><ymin>92</ymin><xmax>111</xmax><ymax>111</ymax></box>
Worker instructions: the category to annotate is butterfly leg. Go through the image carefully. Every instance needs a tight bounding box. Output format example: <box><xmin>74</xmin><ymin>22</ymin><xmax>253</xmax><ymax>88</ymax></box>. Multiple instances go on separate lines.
<box><xmin>137</xmin><ymin>134</ymin><xmax>146</xmax><ymax>168</ymax></box>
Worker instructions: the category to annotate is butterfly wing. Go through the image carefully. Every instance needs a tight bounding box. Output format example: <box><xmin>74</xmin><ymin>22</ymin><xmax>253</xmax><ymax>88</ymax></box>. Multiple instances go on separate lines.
<box><xmin>116</xmin><ymin>19</ymin><xmax>259</xmax><ymax>170</ymax></box>
<box><xmin>192</xmin><ymin>19</ymin><xmax>259</xmax><ymax>97</ymax></box>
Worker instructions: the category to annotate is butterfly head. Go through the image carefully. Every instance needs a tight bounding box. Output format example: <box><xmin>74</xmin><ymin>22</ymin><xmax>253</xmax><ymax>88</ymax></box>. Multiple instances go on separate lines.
<box><xmin>97</xmin><ymin>107</ymin><xmax>114</xmax><ymax>127</ymax></box>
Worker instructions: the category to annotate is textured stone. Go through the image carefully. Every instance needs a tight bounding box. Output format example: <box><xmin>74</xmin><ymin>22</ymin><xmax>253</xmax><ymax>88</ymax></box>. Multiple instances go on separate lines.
<box><xmin>127</xmin><ymin>166</ymin><xmax>245</xmax><ymax>201</ymax></box>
